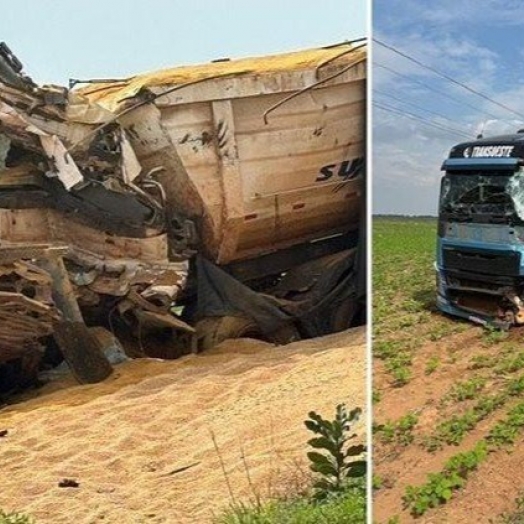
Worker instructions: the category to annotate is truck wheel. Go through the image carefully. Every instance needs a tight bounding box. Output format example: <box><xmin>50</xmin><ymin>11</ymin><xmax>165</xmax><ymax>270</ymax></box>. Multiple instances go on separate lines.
<box><xmin>195</xmin><ymin>316</ymin><xmax>299</xmax><ymax>351</ymax></box>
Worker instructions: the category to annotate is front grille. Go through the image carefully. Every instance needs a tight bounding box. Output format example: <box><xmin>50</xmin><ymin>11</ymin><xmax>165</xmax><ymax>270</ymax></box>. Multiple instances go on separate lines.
<box><xmin>443</xmin><ymin>247</ymin><xmax>521</xmax><ymax>276</ymax></box>
<box><xmin>446</xmin><ymin>274</ymin><xmax>505</xmax><ymax>294</ymax></box>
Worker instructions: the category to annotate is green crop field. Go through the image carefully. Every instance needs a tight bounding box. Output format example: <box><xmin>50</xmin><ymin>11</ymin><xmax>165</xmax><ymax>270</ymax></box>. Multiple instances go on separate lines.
<box><xmin>373</xmin><ymin>216</ymin><xmax>466</xmax><ymax>386</ymax></box>
<box><xmin>372</xmin><ymin>216</ymin><xmax>524</xmax><ymax>523</ymax></box>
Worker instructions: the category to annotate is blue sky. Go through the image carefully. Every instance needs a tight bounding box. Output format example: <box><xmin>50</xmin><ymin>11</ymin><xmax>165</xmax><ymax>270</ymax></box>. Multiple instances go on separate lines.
<box><xmin>373</xmin><ymin>0</ymin><xmax>524</xmax><ymax>215</ymax></box>
<box><xmin>2</xmin><ymin>0</ymin><xmax>366</xmax><ymax>85</ymax></box>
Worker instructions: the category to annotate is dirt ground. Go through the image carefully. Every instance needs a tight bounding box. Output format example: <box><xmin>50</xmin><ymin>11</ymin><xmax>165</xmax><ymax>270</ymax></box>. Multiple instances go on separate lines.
<box><xmin>372</xmin><ymin>218</ymin><xmax>524</xmax><ymax>523</ymax></box>
<box><xmin>0</xmin><ymin>327</ymin><xmax>365</xmax><ymax>524</ymax></box>
<box><xmin>373</xmin><ymin>326</ymin><xmax>524</xmax><ymax>524</ymax></box>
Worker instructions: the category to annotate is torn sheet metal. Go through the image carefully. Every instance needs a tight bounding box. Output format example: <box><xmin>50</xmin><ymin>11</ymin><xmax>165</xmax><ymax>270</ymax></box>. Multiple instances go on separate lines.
<box><xmin>0</xmin><ymin>261</ymin><xmax>60</xmax><ymax>365</ymax></box>
<box><xmin>121</xmin><ymin>130</ymin><xmax>142</xmax><ymax>183</ymax></box>
<box><xmin>66</xmin><ymin>90</ymin><xmax>115</xmax><ymax>124</ymax></box>
<box><xmin>68</xmin><ymin>260</ymin><xmax>189</xmax><ymax>304</ymax></box>
<box><xmin>39</xmin><ymin>134</ymin><xmax>84</xmax><ymax>190</ymax></box>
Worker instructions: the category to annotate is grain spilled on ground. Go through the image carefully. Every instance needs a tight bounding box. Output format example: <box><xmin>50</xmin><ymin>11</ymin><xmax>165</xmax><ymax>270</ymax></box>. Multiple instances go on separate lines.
<box><xmin>0</xmin><ymin>327</ymin><xmax>365</xmax><ymax>524</ymax></box>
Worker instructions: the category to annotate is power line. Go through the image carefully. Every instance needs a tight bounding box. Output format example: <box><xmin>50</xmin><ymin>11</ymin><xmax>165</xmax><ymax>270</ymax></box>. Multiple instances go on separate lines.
<box><xmin>374</xmin><ymin>101</ymin><xmax>473</xmax><ymax>140</ymax></box>
<box><xmin>374</xmin><ymin>62</ymin><xmax>501</xmax><ymax>121</ymax></box>
<box><xmin>375</xmin><ymin>102</ymin><xmax>471</xmax><ymax>140</ymax></box>
<box><xmin>374</xmin><ymin>88</ymin><xmax>469</xmax><ymax>127</ymax></box>
<box><xmin>374</xmin><ymin>38</ymin><xmax>524</xmax><ymax>119</ymax></box>
<box><xmin>375</xmin><ymin>100</ymin><xmax>472</xmax><ymax>138</ymax></box>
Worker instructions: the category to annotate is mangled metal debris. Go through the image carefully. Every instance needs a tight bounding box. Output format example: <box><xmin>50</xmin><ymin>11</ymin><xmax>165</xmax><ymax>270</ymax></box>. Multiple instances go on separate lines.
<box><xmin>0</xmin><ymin>261</ymin><xmax>58</xmax><ymax>360</ymax></box>
<box><xmin>0</xmin><ymin>245</ymin><xmax>60</xmax><ymax>389</ymax></box>
<box><xmin>0</xmin><ymin>40</ymin><xmax>366</xmax><ymax>385</ymax></box>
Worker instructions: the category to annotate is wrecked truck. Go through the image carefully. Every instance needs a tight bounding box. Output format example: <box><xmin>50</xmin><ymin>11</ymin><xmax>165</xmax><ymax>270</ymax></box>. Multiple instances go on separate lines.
<box><xmin>437</xmin><ymin>131</ymin><xmax>524</xmax><ymax>328</ymax></box>
<box><xmin>0</xmin><ymin>40</ymin><xmax>366</xmax><ymax>382</ymax></box>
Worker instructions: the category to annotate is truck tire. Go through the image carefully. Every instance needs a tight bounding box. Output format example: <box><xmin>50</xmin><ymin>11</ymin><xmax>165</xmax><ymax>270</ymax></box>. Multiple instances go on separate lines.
<box><xmin>195</xmin><ymin>316</ymin><xmax>299</xmax><ymax>351</ymax></box>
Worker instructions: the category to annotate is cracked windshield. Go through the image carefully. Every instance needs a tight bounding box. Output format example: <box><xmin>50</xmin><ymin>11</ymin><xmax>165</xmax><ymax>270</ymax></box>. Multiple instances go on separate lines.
<box><xmin>440</xmin><ymin>171</ymin><xmax>524</xmax><ymax>223</ymax></box>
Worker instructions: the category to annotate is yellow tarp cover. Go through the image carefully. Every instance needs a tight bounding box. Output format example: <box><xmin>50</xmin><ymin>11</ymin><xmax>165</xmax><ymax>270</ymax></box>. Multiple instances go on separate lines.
<box><xmin>78</xmin><ymin>42</ymin><xmax>366</xmax><ymax>113</ymax></box>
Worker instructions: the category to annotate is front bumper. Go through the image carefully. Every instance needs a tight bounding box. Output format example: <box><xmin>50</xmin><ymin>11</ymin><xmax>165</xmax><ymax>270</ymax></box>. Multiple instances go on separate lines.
<box><xmin>435</xmin><ymin>267</ymin><xmax>514</xmax><ymax>329</ymax></box>
<box><xmin>436</xmin><ymin>293</ymin><xmax>511</xmax><ymax>329</ymax></box>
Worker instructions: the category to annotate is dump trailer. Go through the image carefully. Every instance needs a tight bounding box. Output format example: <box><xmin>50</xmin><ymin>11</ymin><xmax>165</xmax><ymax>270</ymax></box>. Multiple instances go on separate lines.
<box><xmin>0</xmin><ymin>40</ymin><xmax>366</xmax><ymax>374</ymax></box>
<box><xmin>437</xmin><ymin>131</ymin><xmax>524</xmax><ymax>328</ymax></box>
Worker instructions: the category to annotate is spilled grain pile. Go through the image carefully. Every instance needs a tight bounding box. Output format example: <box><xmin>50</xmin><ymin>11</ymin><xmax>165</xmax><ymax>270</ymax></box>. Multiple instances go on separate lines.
<box><xmin>0</xmin><ymin>327</ymin><xmax>365</xmax><ymax>524</ymax></box>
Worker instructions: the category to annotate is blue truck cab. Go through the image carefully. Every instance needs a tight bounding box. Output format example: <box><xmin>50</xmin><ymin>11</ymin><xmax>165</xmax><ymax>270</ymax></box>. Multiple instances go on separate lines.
<box><xmin>437</xmin><ymin>132</ymin><xmax>524</xmax><ymax>328</ymax></box>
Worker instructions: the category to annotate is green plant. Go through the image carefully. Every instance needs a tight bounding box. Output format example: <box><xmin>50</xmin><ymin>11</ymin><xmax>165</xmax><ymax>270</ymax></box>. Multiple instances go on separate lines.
<box><xmin>372</xmin><ymin>389</ymin><xmax>382</xmax><ymax>404</ymax></box>
<box><xmin>395</xmin><ymin>412</ymin><xmax>419</xmax><ymax>445</ymax></box>
<box><xmin>215</xmin><ymin>406</ymin><xmax>367</xmax><ymax>524</ymax></box>
<box><xmin>410</xmin><ymin>397</ymin><xmax>524</xmax><ymax>516</ymax></box>
<box><xmin>474</xmin><ymin>393</ymin><xmax>506</xmax><ymax>416</ymax></box>
<box><xmin>374</xmin><ymin>421</ymin><xmax>394</xmax><ymax>443</ymax></box>
<box><xmin>304</xmin><ymin>404</ymin><xmax>366</xmax><ymax>500</ymax></box>
<box><xmin>487</xmin><ymin>402</ymin><xmax>524</xmax><ymax>447</ymax></box>
<box><xmin>506</xmin><ymin>376</ymin><xmax>524</xmax><ymax>396</ymax></box>
<box><xmin>386</xmin><ymin>517</ymin><xmax>401</xmax><ymax>524</ymax></box>
<box><xmin>425</xmin><ymin>356</ymin><xmax>440</xmax><ymax>375</ymax></box>
<box><xmin>383</xmin><ymin>352</ymin><xmax>412</xmax><ymax>387</ymax></box>
<box><xmin>428</xmin><ymin>323</ymin><xmax>456</xmax><ymax>341</ymax></box>
<box><xmin>447</xmin><ymin>377</ymin><xmax>487</xmax><ymax>402</ymax></box>
<box><xmin>498</xmin><ymin>495</ymin><xmax>524</xmax><ymax>523</ymax></box>
<box><xmin>403</xmin><ymin>442</ymin><xmax>487</xmax><ymax>516</ymax></box>
<box><xmin>374</xmin><ymin>340</ymin><xmax>404</xmax><ymax>360</ymax></box>
<box><xmin>482</xmin><ymin>326</ymin><xmax>509</xmax><ymax>346</ymax></box>
<box><xmin>375</xmin><ymin>413</ymin><xmax>418</xmax><ymax>447</ymax></box>
<box><xmin>468</xmin><ymin>354</ymin><xmax>496</xmax><ymax>370</ymax></box>
<box><xmin>372</xmin><ymin>475</ymin><xmax>383</xmax><ymax>490</ymax></box>
<box><xmin>373</xmin><ymin>219</ymin><xmax>460</xmax><ymax>385</ymax></box>
<box><xmin>495</xmin><ymin>351</ymin><xmax>524</xmax><ymax>375</ymax></box>
<box><xmin>404</xmin><ymin>472</ymin><xmax>464</xmax><ymax>517</ymax></box>
<box><xmin>424</xmin><ymin>373</ymin><xmax>524</xmax><ymax>452</ymax></box>
<box><xmin>390</xmin><ymin>366</ymin><xmax>411</xmax><ymax>387</ymax></box>
<box><xmin>424</xmin><ymin>410</ymin><xmax>478</xmax><ymax>451</ymax></box>
<box><xmin>0</xmin><ymin>510</ymin><xmax>34</xmax><ymax>524</ymax></box>
<box><xmin>424</xmin><ymin>391</ymin><xmax>507</xmax><ymax>451</ymax></box>
<box><xmin>216</xmin><ymin>479</ymin><xmax>366</xmax><ymax>524</ymax></box>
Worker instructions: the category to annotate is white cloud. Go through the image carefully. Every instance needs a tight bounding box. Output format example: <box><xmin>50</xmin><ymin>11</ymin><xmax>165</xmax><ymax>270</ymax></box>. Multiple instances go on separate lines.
<box><xmin>372</xmin><ymin>3</ymin><xmax>524</xmax><ymax>214</ymax></box>
<box><xmin>381</xmin><ymin>0</ymin><xmax>524</xmax><ymax>26</ymax></box>
<box><xmin>373</xmin><ymin>108</ymin><xmax>460</xmax><ymax>215</ymax></box>
<box><xmin>374</xmin><ymin>31</ymin><xmax>500</xmax><ymax>94</ymax></box>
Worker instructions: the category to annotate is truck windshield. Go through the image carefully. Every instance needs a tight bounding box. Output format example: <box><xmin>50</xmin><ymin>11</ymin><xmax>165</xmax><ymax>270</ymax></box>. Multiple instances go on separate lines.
<box><xmin>440</xmin><ymin>171</ymin><xmax>524</xmax><ymax>224</ymax></box>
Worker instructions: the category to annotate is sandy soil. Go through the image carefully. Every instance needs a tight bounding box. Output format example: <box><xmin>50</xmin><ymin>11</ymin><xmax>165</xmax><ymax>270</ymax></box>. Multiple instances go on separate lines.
<box><xmin>0</xmin><ymin>327</ymin><xmax>365</xmax><ymax>524</ymax></box>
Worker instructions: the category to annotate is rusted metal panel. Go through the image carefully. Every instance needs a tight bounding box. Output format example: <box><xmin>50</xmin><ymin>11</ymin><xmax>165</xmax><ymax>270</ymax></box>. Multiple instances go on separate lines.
<box><xmin>0</xmin><ymin>252</ymin><xmax>60</xmax><ymax>366</ymax></box>
<box><xmin>211</xmin><ymin>99</ymin><xmax>244</xmax><ymax>263</ymax></box>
